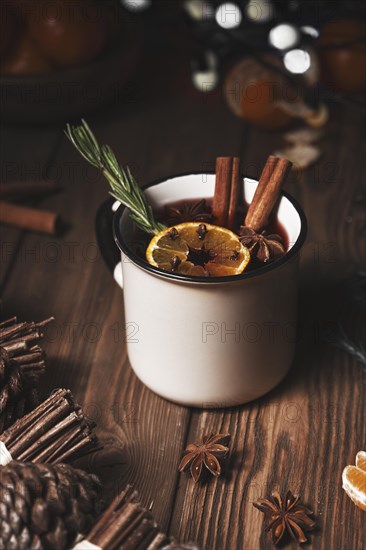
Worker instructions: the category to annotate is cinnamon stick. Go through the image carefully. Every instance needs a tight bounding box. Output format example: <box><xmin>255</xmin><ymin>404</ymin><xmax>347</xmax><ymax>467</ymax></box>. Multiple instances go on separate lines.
<box><xmin>245</xmin><ymin>156</ymin><xmax>278</xmax><ymax>228</ymax></box>
<box><xmin>83</xmin><ymin>485</ymin><xmax>174</xmax><ymax>550</ymax></box>
<box><xmin>213</xmin><ymin>156</ymin><xmax>241</xmax><ymax>228</ymax></box>
<box><xmin>0</xmin><ymin>388</ymin><xmax>100</xmax><ymax>463</ymax></box>
<box><xmin>0</xmin><ymin>200</ymin><xmax>61</xmax><ymax>234</ymax></box>
<box><xmin>0</xmin><ymin>317</ymin><xmax>17</xmax><ymax>328</ymax></box>
<box><xmin>213</xmin><ymin>157</ymin><xmax>232</xmax><ymax>226</ymax></box>
<box><xmin>122</xmin><ymin>517</ymin><xmax>158</xmax><ymax>549</ymax></box>
<box><xmin>0</xmin><ymin>180</ymin><xmax>61</xmax><ymax>200</ymax></box>
<box><xmin>227</xmin><ymin>157</ymin><xmax>241</xmax><ymax>230</ymax></box>
<box><xmin>148</xmin><ymin>533</ymin><xmax>169</xmax><ymax>549</ymax></box>
<box><xmin>244</xmin><ymin>156</ymin><xmax>292</xmax><ymax>232</ymax></box>
<box><xmin>87</xmin><ymin>485</ymin><xmax>138</xmax><ymax>542</ymax></box>
<box><xmin>0</xmin><ymin>316</ymin><xmax>53</xmax><ymax>433</ymax></box>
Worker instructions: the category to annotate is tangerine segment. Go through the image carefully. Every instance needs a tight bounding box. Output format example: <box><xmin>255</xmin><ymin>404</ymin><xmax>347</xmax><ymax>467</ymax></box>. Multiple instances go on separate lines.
<box><xmin>356</xmin><ymin>451</ymin><xmax>366</xmax><ymax>472</ymax></box>
<box><xmin>342</xmin><ymin>465</ymin><xmax>366</xmax><ymax>512</ymax></box>
<box><xmin>146</xmin><ymin>222</ymin><xmax>250</xmax><ymax>277</ymax></box>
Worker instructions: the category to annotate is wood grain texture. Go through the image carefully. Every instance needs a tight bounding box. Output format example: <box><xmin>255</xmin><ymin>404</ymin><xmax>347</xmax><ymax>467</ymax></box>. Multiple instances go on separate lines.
<box><xmin>0</xmin><ymin>77</ymin><xmax>245</xmax><ymax>531</ymax></box>
<box><xmin>0</xmin><ymin>126</ymin><xmax>62</xmax><ymax>288</ymax></box>
<box><xmin>169</xmin><ymin>108</ymin><xmax>366</xmax><ymax>550</ymax></box>
<box><xmin>1</xmin><ymin>38</ymin><xmax>365</xmax><ymax>550</ymax></box>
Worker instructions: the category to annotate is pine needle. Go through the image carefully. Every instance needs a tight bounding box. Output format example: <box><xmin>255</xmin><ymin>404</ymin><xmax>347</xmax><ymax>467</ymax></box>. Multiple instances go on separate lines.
<box><xmin>65</xmin><ymin>120</ymin><xmax>166</xmax><ymax>235</ymax></box>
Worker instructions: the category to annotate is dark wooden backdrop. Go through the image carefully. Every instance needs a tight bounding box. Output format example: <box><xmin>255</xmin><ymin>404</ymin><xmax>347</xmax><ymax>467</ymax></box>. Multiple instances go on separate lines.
<box><xmin>1</xmin><ymin>25</ymin><xmax>365</xmax><ymax>550</ymax></box>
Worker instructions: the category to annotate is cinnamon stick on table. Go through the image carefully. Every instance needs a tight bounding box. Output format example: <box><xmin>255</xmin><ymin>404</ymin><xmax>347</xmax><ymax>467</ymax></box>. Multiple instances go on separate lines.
<box><xmin>244</xmin><ymin>156</ymin><xmax>292</xmax><ymax>232</ymax></box>
<box><xmin>0</xmin><ymin>388</ymin><xmax>100</xmax><ymax>463</ymax></box>
<box><xmin>0</xmin><ymin>201</ymin><xmax>61</xmax><ymax>235</ymax></box>
<box><xmin>213</xmin><ymin>156</ymin><xmax>241</xmax><ymax>229</ymax></box>
<box><xmin>83</xmin><ymin>484</ymin><xmax>171</xmax><ymax>550</ymax></box>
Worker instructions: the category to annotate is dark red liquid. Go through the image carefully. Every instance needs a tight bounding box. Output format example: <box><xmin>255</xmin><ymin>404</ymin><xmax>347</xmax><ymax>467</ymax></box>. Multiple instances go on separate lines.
<box><xmin>158</xmin><ymin>197</ymin><xmax>289</xmax><ymax>247</ymax></box>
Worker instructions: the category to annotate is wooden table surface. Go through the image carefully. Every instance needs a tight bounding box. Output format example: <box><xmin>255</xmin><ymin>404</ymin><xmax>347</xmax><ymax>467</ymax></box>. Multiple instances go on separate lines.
<box><xmin>1</xmin><ymin>34</ymin><xmax>365</xmax><ymax>550</ymax></box>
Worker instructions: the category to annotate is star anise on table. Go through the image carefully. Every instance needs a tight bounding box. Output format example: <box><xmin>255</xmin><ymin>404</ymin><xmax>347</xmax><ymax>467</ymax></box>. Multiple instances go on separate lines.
<box><xmin>239</xmin><ymin>226</ymin><xmax>286</xmax><ymax>263</ymax></box>
<box><xmin>178</xmin><ymin>433</ymin><xmax>230</xmax><ymax>483</ymax></box>
<box><xmin>253</xmin><ymin>490</ymin><xmax>315</xmax><ymax>546</ymax></box>
<box><xmin>165</xmin><ymin>199</ymin><xmax>213</xmax><ymax>225</ymax></box>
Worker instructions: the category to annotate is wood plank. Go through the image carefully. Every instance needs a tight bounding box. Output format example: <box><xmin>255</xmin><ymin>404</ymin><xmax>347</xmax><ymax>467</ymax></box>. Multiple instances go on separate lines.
<box><xmin>0</xmin><ymin>125</ymin><xmax>62</xmax><ymax>289</ymax></box>
<box><xmin>171</xmin><ymin>341</ymin><xmax>365</xmax><ymax>549</ymax></box>
<box><xmin>0</xmin><ymin>88</ymin><xmax>245</xmax><ymax>530</ymax></box>
<box><xmin>0</xmin><ymin>133</ymin><xmax>190</xmax><ymax>527</ymax></box>
<box><xmin>292</xmin><ymin>107</ymin><xmax>366</xmax><ymax>279</ymax></box>
<box><xmin>170</xmin><ymin>106</ymin><xmax>366</xmax><ymax>549</ymax></box>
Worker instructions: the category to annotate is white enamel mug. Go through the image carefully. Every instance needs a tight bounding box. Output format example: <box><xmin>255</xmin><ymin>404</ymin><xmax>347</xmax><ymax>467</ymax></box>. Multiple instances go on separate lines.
<box><xmin>113</xmin><ymin>174</ymin><xmax>307</xmax><ymax>407</ymax></box>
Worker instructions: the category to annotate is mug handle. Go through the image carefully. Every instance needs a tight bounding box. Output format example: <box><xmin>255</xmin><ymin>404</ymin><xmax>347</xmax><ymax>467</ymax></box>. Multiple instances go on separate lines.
<box><xmin>95</xmin><ymin>198</ymin><xmax>124</xmax><ymax>288</ymax></box>
<box><xmin>113</xmin><ymin>262</ymin><xmax>123</xmax><ymax>288</ymax></box>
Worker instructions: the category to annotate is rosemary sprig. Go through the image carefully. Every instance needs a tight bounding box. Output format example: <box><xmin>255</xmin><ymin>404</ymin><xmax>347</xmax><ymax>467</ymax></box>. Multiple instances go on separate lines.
<box><xmin>65</xmin><ymin>120</ymin><xmax>166</xmax><ymax>235</ymax></box>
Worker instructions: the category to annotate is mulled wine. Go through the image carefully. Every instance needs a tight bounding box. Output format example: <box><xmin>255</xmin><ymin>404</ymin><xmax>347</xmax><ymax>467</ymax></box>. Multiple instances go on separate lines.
<box><xmin>156</xmin><ymin>197</ymin><xmax>289</xmax><ymax>272</ymax></box>
<box><xmin>127</xmin><ymin>195</ymin><xmax>289</xmax><ymax>277</ymax></box>
<box><xmin>160</xmin><ymin>197</ymin><xmax>288</xmax><ymax>244</ymax></box>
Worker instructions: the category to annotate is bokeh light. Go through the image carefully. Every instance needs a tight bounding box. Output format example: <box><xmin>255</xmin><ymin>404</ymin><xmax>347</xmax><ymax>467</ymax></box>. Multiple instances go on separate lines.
<box><xmin>300</xmin><ymin>25</ymin><xmax>319</xmax><ymax>38</ymax></box>
<box><xmin>184</xmin><ymin>1</ymin><xmax>214</xmax><ymax>21</ymax></box>
<box><xmin>269</xmin><ymin>23</ymin><xmax>299</xmax><ymax>50</ymax></box>
<box><xmin>192</xmin><ymin>51</ymin><xmax>218</xmax><ymax>92</ymax></box>
<box><xmin>215</xmin><ymin>3</ymin><xmax>242</xmax><ymax>29</ymax></box>
<box><xmin>245</xmin><ymin>0</ymin><xmax>273</xmax><ymax>23</ymax></box>
<box><xmin>284</xmin><ymin>48</ymin><xmax>311</xmax><ymax>73</ymax></box>
<box><xmin>120</xmin><ymin>0</ymin><xmax>151</xmax><ymax>12</ymax></box>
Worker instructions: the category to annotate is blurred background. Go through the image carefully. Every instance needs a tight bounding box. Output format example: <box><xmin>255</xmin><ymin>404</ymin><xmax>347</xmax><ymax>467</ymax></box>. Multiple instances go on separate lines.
<box><xmin>1</xmin><ymin>0</ymin><xmax>365</xmax><ymax>130</ymax></box>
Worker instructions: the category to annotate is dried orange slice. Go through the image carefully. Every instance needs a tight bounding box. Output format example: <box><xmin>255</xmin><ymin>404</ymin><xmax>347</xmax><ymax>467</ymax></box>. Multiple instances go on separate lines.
<box><xmin>356</xmin><ymin>451</ymin><xmax>366</xmax><ymax>472</ymax></box>
<box><xmin>146</xmin><ymin>222</ymin><xmax>250</xmax><ymax>277</ymax></box>
<box><xmin>342</xmin><ymin>454</ymin><xmax>366</xmax><ymax>512</ymax></box>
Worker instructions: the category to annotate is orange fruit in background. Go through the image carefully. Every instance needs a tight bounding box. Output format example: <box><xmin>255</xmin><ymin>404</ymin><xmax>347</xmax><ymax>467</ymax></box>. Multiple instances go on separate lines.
<box><xmin>239</xmin><ymin>78</ymin><xmax>294</xmax><ymax>130</ymax></box>
<box><xmin>0</xmin><ymin>33</ymin><xmax>51</xmax><ymax>75</ymax></box>
<box><xmin>27</xmin><ymin>0</ymin><xmax>107</xmax><ymax>67</ymax></box>
<box><xmin>223</xmin><ymin>55</ymin><xmax>317</xmax><ymax>131</ymax></box>
<box><xmin>319</xmin><ymin>19</ymin><xmax>366</xmax><ymax>93</ymax></box>
<box><xmin>342</xmin><ymin>452</ymin><xmax>366</xmax><ymax>512</ymax></box>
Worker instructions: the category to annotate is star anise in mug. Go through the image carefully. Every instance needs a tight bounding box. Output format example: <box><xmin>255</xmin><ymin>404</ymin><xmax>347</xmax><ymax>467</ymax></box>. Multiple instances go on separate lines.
<box><xmin>165</xmin><ymin>199</ymin><xmax>213</xmax><ymax>225</ymax></box>
<box><xmin>178</xmin><ymin>433</ymin><xmax>230</xmax><ymax>483</ymax></box>
<box><xmin>253</xmin><ymin>490</ymin><xmax>315</xmax><ymax>546</ymax></box>
<box><xmin>239</xmin><ymin>226</ymin><xmax>286</xmax><ymax>263</ymax></box>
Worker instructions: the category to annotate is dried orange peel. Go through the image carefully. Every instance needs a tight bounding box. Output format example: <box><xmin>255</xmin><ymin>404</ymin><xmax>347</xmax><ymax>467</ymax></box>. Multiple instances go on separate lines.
<box><xmin>146</xmin><ymin>222</ymin><xmax>250</xmax><ymax>277</ymax></box>
<box><xmin>342</xmin><ymin>451</ymin><xmax>366</xmax><ymax>512</ymax></box>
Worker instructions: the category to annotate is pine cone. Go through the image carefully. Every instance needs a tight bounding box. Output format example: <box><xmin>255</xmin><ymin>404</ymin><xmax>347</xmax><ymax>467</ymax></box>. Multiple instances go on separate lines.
<box><xmin>0</xmin><ymin>317</ymin><xmax>53</xmax><ymax>433</ymax></box>
<box><xmin>0</xmin><ymin>461</ymin><xmax>101</xmax><ymax>550</ymax></box>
